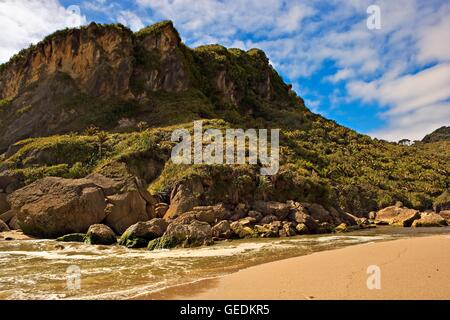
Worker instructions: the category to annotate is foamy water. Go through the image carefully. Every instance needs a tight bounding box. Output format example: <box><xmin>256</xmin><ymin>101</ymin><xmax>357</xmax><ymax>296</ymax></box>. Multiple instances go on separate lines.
<box><xmin>1</xmin><ymin>226</ymin><xmax>449</xmax><ymax>300</ymax></box>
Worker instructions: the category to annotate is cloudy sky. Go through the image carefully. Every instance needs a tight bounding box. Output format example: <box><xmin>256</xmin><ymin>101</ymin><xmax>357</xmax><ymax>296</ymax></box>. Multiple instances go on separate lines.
<box><xmin>0</xmin><ymin>0</ymin><xmax>449</xmax><ymax>141</ymax></box>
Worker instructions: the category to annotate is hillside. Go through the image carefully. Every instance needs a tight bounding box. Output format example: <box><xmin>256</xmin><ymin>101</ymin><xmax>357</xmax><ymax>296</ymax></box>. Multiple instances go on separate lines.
<box><xmin>0</xmin><ymin>21</ymin><xmax>449</xmax><ymax>217</ymax></box>
<box><xmin>422</xmin><ymin>126</ymin><xmax>450</xmax><ymax>143</ymax></box>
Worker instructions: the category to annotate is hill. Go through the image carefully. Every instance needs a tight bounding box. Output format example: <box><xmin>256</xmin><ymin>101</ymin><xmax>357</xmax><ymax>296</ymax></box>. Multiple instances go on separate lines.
<box><xmin>0</xmin><ymin>21</ymin><xmax>449</xmax><ymax>217</ymax></box>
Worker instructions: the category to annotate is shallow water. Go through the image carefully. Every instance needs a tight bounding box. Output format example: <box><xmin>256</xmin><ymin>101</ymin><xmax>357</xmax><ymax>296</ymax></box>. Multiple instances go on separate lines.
<box><xmin>1</xmin><ymin>226</ymin><xmax>449</xmax><ymax>300</ymax></box>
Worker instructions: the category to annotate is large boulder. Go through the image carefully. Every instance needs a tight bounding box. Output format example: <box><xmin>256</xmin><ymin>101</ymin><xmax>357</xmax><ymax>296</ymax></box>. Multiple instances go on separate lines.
<box><xmin>412</xmin><ymin>213</ymin><xmax>448</xmax><ymax>227</ymax></box>
<box><xmin>211</xmin><ymin>220</ymin><xmax>233</xmax><ymax>239</ymax></box>
<box><xmin>375</xmin><ymin>206</ymin><xmax>420</xmax><ymax>227</ymax></box>
<box><xmin>252</xmin><ymin>201</ymin><xmax>290</xmax><ymax>219</ymax></box>
<box><xmin>0</xmin><ymin>193</ymin><xmax>10</xmax><ymax>215</ymax></box>
<box><xmin>104</xmin><ymin>190</ymin><xmax>148</xmax><ymax>234</ymax></box>
<box><xmin>0</xmin><ymin>219</ymin><xmax>10</xmax><ymax>232</ymax></box>
<box><xmin>148</xmin><ymin>219</ymin><xmax>213</xmax><ymax>250</ymax></box>
<box><xmin>9</xmin><ymin>177</ymin><xmax>106</xmax><ymax>238</ymax></box>
<box><xmin>119</xmin><ymin>219</ymin><xmax>168</xmax><ymax>248</ymax></box>
<box><xmin>164</xmin><ymin>182</ymin><xmax>202</xmax><ymax>220</ymax></box>
<box><xmin>85</xmin><ymin>224</ymin><xmax>117</xmax><ymax>245</ymax></box>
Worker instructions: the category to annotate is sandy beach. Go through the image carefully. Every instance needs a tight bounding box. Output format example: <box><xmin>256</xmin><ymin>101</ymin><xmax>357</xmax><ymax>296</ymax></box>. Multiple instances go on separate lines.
<box><xmin>142</xmin><ymin>234</ymin><xmax>450</xmax><ymax>300</ymax></box>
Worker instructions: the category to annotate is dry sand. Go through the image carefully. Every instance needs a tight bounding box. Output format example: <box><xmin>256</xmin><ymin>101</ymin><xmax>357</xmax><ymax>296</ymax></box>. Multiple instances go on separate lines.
<box><xmin>142</xmin><ymin>234</ymin><xmax>450</xmax><ymax>300</ymax></box>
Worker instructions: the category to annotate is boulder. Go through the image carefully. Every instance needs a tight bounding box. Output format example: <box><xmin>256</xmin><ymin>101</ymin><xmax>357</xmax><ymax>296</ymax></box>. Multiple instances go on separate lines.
<box><xmin>375</xmin><ymin>206</ymin><xmax>421</xmax><ymax>227</ymax></box>
<box><xmin>175</xmin><ymin>204</ymin><xmax>231</xmax><ymax>226</ymax></box>
<box><xmin>252</xmin><ymin>201</ymin><xmax>290</xmax><ymax>219</ymax></box>
<box><xmin>248</xmin><ymin>210</ymin><xmax>263</xmax><ymax>222</ymax></box>
<box><xmin>288</xmin><ymin>208</ymin><xmax>319</xmax><ymax>233</ymax></box>
<box><xmin>0</xmin><ymin>193</ymin><xmax>10</xmax><ymax>214</ymax></box>
<box><xmin>211</xmin><ymin>220</ymin><xmax>233</xmax><ymax>239</ymax></box>
<box><xmin>9</xmin><ymin>177</ymin><xmax>106</xmax><ymax>238</ymax></box>
<box><xmin>119</xmin><ymin>219</ymin><xmax>168</xmax><ymax>248</ymax></box>
<box><xmin>148</xmin><ymin>220</ymin><xmax>213</xmax><ymax>250</ymax></box>
<box><xmin>254</xmin><ymin>224</ymin><xmax>278</xmax><ymax>238</ymax></box>
<box><xmin>412</xmin><ymin>213</ymin><xmax>448</xmax><ymax>227</ymax></box>
<box><xmin>303</xmin><ymin>203</ymin><xmax>341</xmax><ymax>225</ymax></box>
<box><xmin>0</xmin><ymin>219</ymin><xmax>10</xmax><ymax>232</ymax></box>
<box><xmin>104</xmin><ymin>190</ymin><xmax>148</xmax><ymax>234</ymax></box>
<box><xmin>155</xmin><ymin>203</ymin><xmax>169</xmax><ymax>218</ymax></box>
<box><xmin>295</xmin><ymin>223</ymin><xmax>309</xmax><ymax>235</ymax></box>
<box><xmin>238</xmin><ymin>217</ymin><xmax>257</xmax><ymax>226</ymax></box>
<box><xmin>279</xmin><ymin>222</ymin><xmax>296</xmax><ymax>237</ymax></box>
<box><xmin>230</xmin><ymin>203</ymin><xmax>248</xmax><ymax>221</ymax></box>
<box><xmin>56</xmin><ymin>233</ymin><xmax>86</xmax><ymax>243</ymax></box>
<box><xmin>164</xmin><ymin>182</ymin><xmax>201</xmax><ymax>220</ymax></box>
<box><xmin>260</xmin><ymin>214</ymin><xmax>278</xmax><ymax>224</ymax></box>
<box><xmin>230</xmin><ymin>221</ymin><xmax>257</xmax><ymax>238</ymax></box>
<box><xmin>85</xmin><ymin>224</ymin><xmax>117</xmax><ymax>245</ymax></box>
<box><xmin>368</xmin><ymin>211</ymin><xmax>377</xmax><ymax>220</ymax></box>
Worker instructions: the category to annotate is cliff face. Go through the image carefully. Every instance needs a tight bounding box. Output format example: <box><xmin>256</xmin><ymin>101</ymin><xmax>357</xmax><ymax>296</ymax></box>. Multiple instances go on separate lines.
<box><xmin>0</xmin><ymin>21</ymin><xmax>295</xmax><ymax>152</ymax></box>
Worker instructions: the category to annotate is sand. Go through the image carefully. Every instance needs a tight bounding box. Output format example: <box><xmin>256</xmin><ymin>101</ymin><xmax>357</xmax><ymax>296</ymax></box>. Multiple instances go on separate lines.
<box><xmin>141</xmin><ymin>235</ymin><xmax>450</xmax><ymax>300</ymax></box>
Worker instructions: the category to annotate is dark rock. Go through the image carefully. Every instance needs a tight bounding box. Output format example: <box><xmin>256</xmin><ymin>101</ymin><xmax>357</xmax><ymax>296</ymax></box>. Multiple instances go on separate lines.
<box><xmin>119</xmin><ymin>218</ymin><xmax>168</xmax><ymax>248</ymax></box>
<box><xmin>56</xmin><ymin>233</ymin><xmax>86</xmax><ymax>243</ymax></box>
<box><xmin>85</xmin><ymin>224</ymin><xmax>117</xmax><ymax>245</ymax></box>
<box><xmin>148</xmin><ymin>219</ymin><xmax>213</xmax><ymax>250</ymax></box>
<box><xmin>252</xmin><ymin>201</ymin><xmax>290</xmax><ymax>219</ymax></box>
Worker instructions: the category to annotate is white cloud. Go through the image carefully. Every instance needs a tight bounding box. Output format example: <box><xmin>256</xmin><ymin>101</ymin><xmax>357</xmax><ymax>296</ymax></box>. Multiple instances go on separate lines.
<box><xmin>0</xmin><ymin>0</ymin><xmax>86</xmax><ymax>63</ymax></box>
<box><xmin>117</xmin><ymin>10</ymin><xmax>145</xmax><ymax>31</ymax></box>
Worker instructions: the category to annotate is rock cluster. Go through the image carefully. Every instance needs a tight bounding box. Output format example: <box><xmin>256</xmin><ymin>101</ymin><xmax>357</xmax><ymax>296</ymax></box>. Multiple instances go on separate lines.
<box><xmin>1</xmin><ymin>174</ymin><xmax>448</xmax><ymax>250</ymax></box>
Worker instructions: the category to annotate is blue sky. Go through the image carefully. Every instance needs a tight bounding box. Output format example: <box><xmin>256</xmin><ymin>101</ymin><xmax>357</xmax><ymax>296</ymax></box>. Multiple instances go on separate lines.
<box><xmin>1</xmin><ymin>0</ymin><xmax>449</xmax><ymax>141</ymax></box>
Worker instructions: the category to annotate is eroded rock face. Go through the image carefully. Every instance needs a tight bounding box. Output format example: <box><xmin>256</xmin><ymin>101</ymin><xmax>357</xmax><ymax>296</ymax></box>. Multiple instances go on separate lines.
<box><xmin>0</xmin><ymin>23</ymin><xmax>134</xmax><ymax>100</ymax></box>
<box><xmin>412</xmin><ymin>213</ymin><xmax>448</xmax><ymax>227</ymax></box>
<box><xmin>375</xmin><ymin>206</ymin><xmax>421</xmax><ymax>227</ymax></box>
<box><xmin>85</xmin><ymin>224</ymin><xmax>117</xmax><ymax>245</ymax></box>
<box><xmin>119</xmin><ymin>218</ymin><xmax>168</xmax><ymax>248</ymax></box>
<box><xmin>9</xmin><ymin>177</ymin><xmax>106</xmax><ymax>238</ymax></box>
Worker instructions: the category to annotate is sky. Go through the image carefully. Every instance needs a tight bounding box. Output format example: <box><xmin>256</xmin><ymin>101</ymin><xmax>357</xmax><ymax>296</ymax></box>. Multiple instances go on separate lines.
<box><xmin>0</xmin><ymin>0</ymin><xmax>449</xmax><ymax>141</ymax></box>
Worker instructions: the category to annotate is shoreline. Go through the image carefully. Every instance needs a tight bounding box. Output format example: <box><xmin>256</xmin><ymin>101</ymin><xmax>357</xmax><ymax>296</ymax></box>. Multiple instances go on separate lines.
<box><xmin>137</xmin><ymin>234</ymin><xmax>450</xmax><ymax>300</ymax></box>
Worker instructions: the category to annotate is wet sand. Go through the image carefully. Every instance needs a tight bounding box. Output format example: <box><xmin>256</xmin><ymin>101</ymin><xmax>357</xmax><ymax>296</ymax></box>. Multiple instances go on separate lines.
<box><xmin>140</xmin><ymin>235</ymin><xmax>450</xmax><ymax>300</ymax></box>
